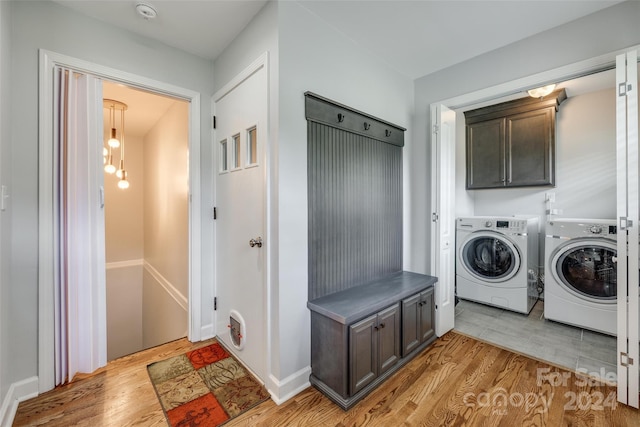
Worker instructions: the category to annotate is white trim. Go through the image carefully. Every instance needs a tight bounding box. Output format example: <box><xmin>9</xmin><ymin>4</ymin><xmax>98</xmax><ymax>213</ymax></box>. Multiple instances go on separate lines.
<box><xmin>213</xmin><ymin>52</ymin><xmax>268</xmax><ymax>103</ymax></box>
<box><xmin>200</xmin><ymin>323</ymin><xmax>215</xmax><ymax>341</ymax></box>
<box><xmin>267</xmin><ymin>367</ymin><xmax>311</xmax><ymax>405</ymax></box>
<box><xmin>143</xmin><ymin>261</ymin><xmax>188</xmax><ymax>312</ymax></box>
<box><xmin>0</xmin><ymin>377</ymin><xmax>38</xmax><ymax>427</ymax></box>
<box><xmin>38</xmin><ymin>49</ymin><xmax>202</xmax><ymax>393</ymax></box>
<box><xmin>105</xmin><ymin>259</ymin><xmax>144</xmax><ymax>270</ymax></box>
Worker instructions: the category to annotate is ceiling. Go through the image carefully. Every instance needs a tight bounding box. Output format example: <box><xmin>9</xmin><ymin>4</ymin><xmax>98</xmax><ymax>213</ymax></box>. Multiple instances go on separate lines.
<box><xmin>82</xmin><ymin>0</ymin><xmax>624</xmax><ymax>136</ymax></box>
<box><xmin>54</xmin><ymin>0</ymin><xmax>622</xmax><ymax>80</ymax></box>
<box><xmin>103</xmin><ymin>81</ymin><xmax>183</xmax><ymax>137</ymax></box>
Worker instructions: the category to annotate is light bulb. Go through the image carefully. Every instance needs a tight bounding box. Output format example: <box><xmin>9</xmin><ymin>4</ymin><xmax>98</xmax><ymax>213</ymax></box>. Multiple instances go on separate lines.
<box><xmin>104</xmin><ymin>164</ymin><xmax>116</xmax><ymax>174</ymax></box>
<box><xmin>103</xmin><ymin>157</ymin><xmax>107</xmax><ymax>165</ymax></box>
<box><xmin>107</xmin><ymin>128</ymin><xmax>120</xmax><ymax>148</ymax></box>
<box><xmin>118</xmin><ymin>179</ymin><xmax>129</xmax><ymax>189</ymax></box>
<box><xmin>103</xmin><ymin>147</ymin><xmax>108</xmax><ymax>156</ymax></box>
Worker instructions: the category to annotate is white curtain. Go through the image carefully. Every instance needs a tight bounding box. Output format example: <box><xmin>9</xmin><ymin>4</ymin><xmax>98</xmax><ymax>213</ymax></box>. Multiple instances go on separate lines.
<box><xmin>53</xmin><ymin>66</ymin><xmax>106</xmax><ymax>385</ymax></box>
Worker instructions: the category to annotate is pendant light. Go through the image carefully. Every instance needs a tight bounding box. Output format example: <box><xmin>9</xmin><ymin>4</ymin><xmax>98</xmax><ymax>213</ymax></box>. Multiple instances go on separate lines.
<box><xmin>103</xmin><ymin>99</ymin><xmax>129</xmax><ymax>189</ymax></box>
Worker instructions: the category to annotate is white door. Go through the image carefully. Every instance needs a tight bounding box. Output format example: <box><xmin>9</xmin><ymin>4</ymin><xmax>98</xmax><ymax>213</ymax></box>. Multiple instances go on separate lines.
<box><xmin>213</xmin><ymin>55</ymin><xmax>268</xmax><ymax>382</ymax></box>
<box><xmin>430</xmin><ymin>104</ymin><xmax>456</xmax><ymax>336</ymax></box>
<box><xmin>616</xmin><ymin>49</ymin><xmax>639</xmax><ymax>408</ymax></box>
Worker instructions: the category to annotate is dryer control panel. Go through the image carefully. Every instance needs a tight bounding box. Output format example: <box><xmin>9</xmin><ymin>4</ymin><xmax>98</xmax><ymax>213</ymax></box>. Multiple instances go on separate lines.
<box><xmin>547</xmin><ymin>219</ymin><xmax>617</xmax><ymax>238</ymax></box>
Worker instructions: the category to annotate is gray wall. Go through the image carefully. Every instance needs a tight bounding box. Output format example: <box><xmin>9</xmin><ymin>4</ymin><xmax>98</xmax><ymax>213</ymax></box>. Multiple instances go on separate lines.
<box><xmin>7</xmin><ymin>0</ymin><xmax>214</xmax><ymax>392</ymax></box>
<box><xmin>414</xmin><ymin>0</ymin><xmax>640</xmax><ymax>273</ymax></box>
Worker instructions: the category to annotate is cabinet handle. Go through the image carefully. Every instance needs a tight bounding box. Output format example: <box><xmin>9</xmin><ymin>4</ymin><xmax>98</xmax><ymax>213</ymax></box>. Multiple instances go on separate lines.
<box><xmin>374</xmin><ymin>325</ymin><xmax>379</xmax><ymax>331</ymax></box>
<box><xmin>379</xmin><ymin>323</ymin><xmax>385</xmax><ymax>329</ymax></box>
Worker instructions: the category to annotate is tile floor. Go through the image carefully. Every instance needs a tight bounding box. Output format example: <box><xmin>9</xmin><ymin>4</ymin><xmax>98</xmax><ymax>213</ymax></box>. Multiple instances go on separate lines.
<box><xmin>454</xmin><ymin>298</ymin><xmax>617</xmax><ymax>382</ymax></box>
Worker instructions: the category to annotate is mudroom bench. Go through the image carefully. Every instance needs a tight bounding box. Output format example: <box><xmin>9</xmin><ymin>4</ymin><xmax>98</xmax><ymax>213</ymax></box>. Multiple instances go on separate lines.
<box><xmin>307</xmin><ymin>271</ymin><xmax>438</xmax><ymax>410</ymax></box>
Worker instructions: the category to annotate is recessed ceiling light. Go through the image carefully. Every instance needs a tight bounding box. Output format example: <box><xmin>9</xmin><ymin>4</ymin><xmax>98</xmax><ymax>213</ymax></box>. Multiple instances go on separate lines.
<box><xmin>136</xmin><ymin>3</ymin><xmax>158</xmax><ymax>20</ymax></box>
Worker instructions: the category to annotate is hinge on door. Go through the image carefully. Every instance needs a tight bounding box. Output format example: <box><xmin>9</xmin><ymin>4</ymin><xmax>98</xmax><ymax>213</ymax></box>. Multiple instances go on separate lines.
<box><xmin>620</xmin><ymin>351</ymin><xmax>634</xmax><ymax>367</ymax></box>
<box><xmin>432</xmin><ymin>124</ymin><xmax>439</xmax><ymax>134</ymax></box>
<box><xmin>432</xmin><ymin>212</ymin><xmax>439</xmax><ymax>222</ymax></box>
<box><xmin>619</xmin><ymin>82</ymin><xmax>633</xmax><ymax>97</ymax></box>
<box><xmin>214</xmin><ymin>297</ymin><xmax>217</xmax><ymax>311</ymax></box>
<box><xmin>213</xmin><ymin>115</ymin><xmax>216</xmax><ymax>129</ymax></box>
<box><xmin>213</xmin><ymin>207</ymin><xmax>217</xmax><ymax>220</ymax></box>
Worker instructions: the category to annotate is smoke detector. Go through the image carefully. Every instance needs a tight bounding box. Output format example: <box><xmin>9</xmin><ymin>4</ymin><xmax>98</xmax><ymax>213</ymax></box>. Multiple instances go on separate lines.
<box><xmin>136</xmin><ymin>3</ymin><xmax>158</xmax><ymax>20</ymax></box>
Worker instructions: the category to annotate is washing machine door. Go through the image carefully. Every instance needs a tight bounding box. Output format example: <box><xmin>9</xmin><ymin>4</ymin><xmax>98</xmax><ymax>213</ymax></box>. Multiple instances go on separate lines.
<box><xmin>459</xmin><ymin>231</ymin><xmax>521</xmax><ymax>283</ymax></box>
<box><xmin>551</xmin><ymin>239</ymin><xmax>617</xmax><ymax>303</ymax></box>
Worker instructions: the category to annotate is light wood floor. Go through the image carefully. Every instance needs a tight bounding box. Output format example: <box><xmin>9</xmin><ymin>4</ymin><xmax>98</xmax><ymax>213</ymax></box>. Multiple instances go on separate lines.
<box><xmin>14</xmin><ymin>332</ymin><xmax>639</xmax><ymax>426</ymax></box>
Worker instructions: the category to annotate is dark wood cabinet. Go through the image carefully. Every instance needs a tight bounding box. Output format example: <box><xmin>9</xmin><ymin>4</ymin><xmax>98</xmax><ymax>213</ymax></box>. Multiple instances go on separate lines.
<box><xmin>465</xmin><ymin>89</ymin><xmax>566</xmax><ymax>189</ymax></box>
<box><xmin>401</xmin><ymin>288</ymin><xmax>435</xmax><ymax>356</ymax></box>
<box><xmin>307</xmin><ymin>271</ymin><xmax>437</xmax><ymax>410</ymax></box>
<box><xmin>349</xmin><ymin>304</ymin><xmax>399</xmax><ymax>395</ymax></box>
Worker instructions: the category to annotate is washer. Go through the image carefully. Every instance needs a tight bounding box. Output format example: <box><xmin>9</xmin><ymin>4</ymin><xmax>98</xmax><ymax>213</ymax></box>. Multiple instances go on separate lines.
<box><xmin>456</xmin><ymin>216</ymin><xmax>539</xmax><ymax>314</ymax></box>
<box><xmin>544</xmin><ymin>218</ymin><xmax>617</xmax><ymax>335</ymax></box>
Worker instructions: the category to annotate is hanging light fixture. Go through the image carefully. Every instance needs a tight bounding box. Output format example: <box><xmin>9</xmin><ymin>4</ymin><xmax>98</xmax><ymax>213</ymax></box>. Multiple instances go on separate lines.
<box><xmin>527</xmin><ymin>84</ymin><xmax>556</xmax><ymax>99</ymax></box>
<box><xmin>103</xmin><ymin>99</ymin><xmax>129</xmax><ymax>189</ymax></box>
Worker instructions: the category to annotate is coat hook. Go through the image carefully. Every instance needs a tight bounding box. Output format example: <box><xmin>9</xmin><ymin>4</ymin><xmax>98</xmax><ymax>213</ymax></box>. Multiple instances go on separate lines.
<box><xmin>337</xmin><ymin>113</ymin><xmax>345</xmax><ymax>123</ymax></box>
<box><xmin>364</xmin><ymin>122</ymin><xmax>371</xmax><ymax>130</ymax></box>
<box><xmin>385</xmin><ymin>129</ymin><xmax>392</xmax><ymax>137</ymax></box>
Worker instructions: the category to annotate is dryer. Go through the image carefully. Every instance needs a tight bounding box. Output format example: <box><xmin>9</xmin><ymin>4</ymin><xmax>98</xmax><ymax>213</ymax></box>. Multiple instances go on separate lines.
<box><xmin>544</xmin><ymin>218</ymin><xmax>617</xmax><ymax>335</ymax></box>
<box><xmin>456</xmin><ymin>216</ymin><xmax>539</xmax><ymax>314</ymax></box>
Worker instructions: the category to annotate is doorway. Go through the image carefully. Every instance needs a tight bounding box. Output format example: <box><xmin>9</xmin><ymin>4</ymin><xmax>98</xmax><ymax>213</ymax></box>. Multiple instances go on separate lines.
<box><xmin>38</xmin><ymin>50</ymin><xmax>203</xmax><ymax>393</ymax></box>
<box><xmin>431</xmin><ymin>47</ymin><xmax>640</xmax><ymax>407</ymax></box>
<box><xmin>102</xmin><ymin>82</ymin><xmax>189</xmax><ymax>361</ymax></box>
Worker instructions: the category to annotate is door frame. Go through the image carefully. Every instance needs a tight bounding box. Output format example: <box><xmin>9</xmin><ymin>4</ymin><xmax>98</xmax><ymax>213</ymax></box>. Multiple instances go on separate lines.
<box><xmin>38</xmin><ymin>50</ymin><xmax>202</xmax><ymax>392</ymax></box>
<box><xmin>211</xmin><ymin>51</ymin><xmax>270</xmax><ymax>384</ymax></box>
<box><xmin>430</xmin><ymin>44</ymin><xmax>640</xmax><ymax>404</ymax></box>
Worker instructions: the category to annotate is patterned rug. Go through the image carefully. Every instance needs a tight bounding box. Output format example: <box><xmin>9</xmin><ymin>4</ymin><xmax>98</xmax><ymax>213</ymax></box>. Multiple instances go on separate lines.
<box><xmin>147</xmin><ymin>341</ymin><xmax>270</xmax><ymax>426</ymax></box>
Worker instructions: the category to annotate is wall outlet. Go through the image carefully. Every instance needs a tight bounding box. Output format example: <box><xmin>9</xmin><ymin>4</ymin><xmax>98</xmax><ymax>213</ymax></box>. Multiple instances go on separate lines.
<box><xmin>545</xmin><ymin>192</ymin><xmax>556</xmax><ymax>203</ymax></box>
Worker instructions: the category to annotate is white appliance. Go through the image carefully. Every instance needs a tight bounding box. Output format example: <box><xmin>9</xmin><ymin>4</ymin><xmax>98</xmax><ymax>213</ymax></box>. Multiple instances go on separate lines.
<box><xmin>544</xmin><ymin>218</ymin><xmax>617</xmax><ymax>335</ymax></box>
<box><xmin>456</xmin><ymin>216</ymin><xmax>539</xmax><ymax>314</ymax></box>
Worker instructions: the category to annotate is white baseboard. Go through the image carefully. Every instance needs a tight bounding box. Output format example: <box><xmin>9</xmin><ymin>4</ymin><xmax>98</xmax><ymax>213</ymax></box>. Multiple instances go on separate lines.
<box><xmin>0</xmin><ymin>376</ymin><xmax>39</xmax><ymax>427</ymax></box>
<box><xmin>267</xmin><ymin>366</ymin><xmax>311</xmax><ymax>405</ymax></box>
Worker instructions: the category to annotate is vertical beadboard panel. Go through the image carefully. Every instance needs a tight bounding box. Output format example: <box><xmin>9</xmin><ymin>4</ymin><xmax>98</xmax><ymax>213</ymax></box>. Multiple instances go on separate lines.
<box><xmin>308</xmin><ymin>122</ymin><xmax>402</xmax><ymax>300</ymax></box>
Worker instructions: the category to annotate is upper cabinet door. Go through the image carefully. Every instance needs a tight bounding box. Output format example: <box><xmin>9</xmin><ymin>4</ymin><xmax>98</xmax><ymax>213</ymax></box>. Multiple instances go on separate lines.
<box><xmin>466</xmin><ymin>118</ymin><xmax>505</xmax><ymax>189</ymax></box>
<box><xmin>506</xmin><ymin>107</ymin><xmax>554</xmax><ymax>187</ymax></box>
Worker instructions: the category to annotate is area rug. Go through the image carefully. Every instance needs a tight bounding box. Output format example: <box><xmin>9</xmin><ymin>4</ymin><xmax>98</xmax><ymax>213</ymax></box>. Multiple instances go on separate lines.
<box><xmin>147</xmin><ymin>341</ymin><xmax>270</xmax><ymax>426</ymax></box>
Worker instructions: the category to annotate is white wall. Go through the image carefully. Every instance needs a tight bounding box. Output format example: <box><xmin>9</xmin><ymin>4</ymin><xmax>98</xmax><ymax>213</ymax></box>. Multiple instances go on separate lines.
<box><xmin>143</xmin><ymin>101</ymin><xmax>189</xmax><ymax>348</ymax></box>
<box><xmin>0</xmin><ymin>0</ymin><xmax>12</xmax><ymax>409</ymax></box>
<box><xmin>8</xmin><ymin>0</ymin><xmax>213</xmax><ymax>392</ymax></box>
<box><xmin>106</xmin><ymin>265</ymin><xmax>143</xmax><ymax>360</ymax></box>
<box><xmin>414</xmin><ymin>0</ymin><xmax>640</xmax><ymax>272</ymax></box>
<box><xmin>104</xmin><ymin>132</ymin><xmax>144</xmax><ymax>361</ymax></box>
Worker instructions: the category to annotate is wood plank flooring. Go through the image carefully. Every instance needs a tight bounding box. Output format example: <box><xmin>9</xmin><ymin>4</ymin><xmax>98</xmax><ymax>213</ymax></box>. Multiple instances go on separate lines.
<box><xmin>14</xmin><ymin>332</ymin><xmax>639</xmax><ymax>426</ymax></box>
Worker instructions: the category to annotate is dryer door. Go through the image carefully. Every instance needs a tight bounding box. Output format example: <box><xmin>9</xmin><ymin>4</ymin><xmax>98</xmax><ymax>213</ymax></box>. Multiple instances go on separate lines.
<box><xmin>551</xmin><ymin>240</ymin><xmax>617</xmax><ymax>303</ymax></box>
<box><xmin>459</xmin><ymin>231</ymin><xmax>521</xmax><ymax>284</ymax></box>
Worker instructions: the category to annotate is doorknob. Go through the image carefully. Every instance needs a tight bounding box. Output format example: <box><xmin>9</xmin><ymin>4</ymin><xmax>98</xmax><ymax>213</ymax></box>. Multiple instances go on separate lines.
<box><xmin>249</xmin><ymin>237</ymin><xmax>263</xmax><ymax>248</ymax></box>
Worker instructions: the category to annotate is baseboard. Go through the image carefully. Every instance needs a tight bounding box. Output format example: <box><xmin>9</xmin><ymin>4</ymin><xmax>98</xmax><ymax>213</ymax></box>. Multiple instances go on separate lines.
<box><xmin>0</xmin><ymin>376</ymin><xmax>39</xmax><ymax>427</ymax></box>
<box><xmin>267</xmin><ymin>366</ymin><xmax>311</xmax><ymax>405</ymax></box>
